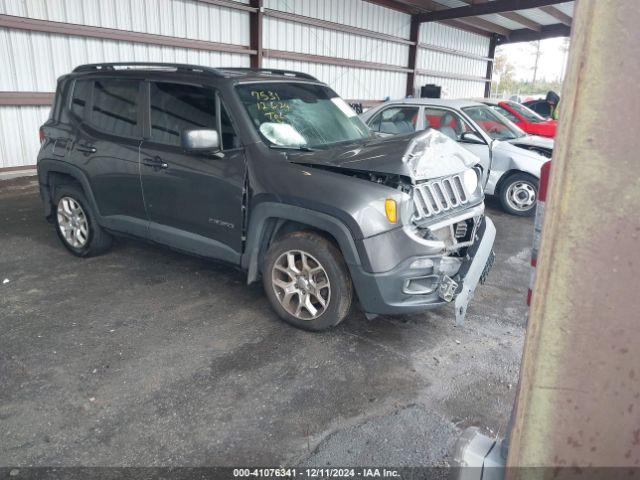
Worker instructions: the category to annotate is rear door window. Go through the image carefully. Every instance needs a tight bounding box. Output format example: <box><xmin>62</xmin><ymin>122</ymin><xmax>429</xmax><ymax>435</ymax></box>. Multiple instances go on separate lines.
<box><xmin>369</xmin><ymin>106</ymin><xmax>419</xmax><ymax>134</ymax></box>
<box><xmin>149</xmin><ymin>82</ymin><xmax>217</xmax><ymax>147</ymax></box>
<box><xmin>90</xmin><ymin>79</ymin><xmax>141</xmax><ymax>137</ymax></box>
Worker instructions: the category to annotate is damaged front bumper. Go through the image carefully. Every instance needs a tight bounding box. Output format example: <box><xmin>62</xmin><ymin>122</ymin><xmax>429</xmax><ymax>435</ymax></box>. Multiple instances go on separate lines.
<box><xmin>350</xmin><ymin>207</ymin><xmax>496</xmax><ymax>323</ymax></box>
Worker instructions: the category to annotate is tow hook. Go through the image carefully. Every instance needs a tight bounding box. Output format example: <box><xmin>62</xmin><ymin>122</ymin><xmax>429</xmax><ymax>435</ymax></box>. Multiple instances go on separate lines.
<box><xmin>438</xmin><ymin>276</ymin><xmax>458</xmax><ymax>302</ymax></box>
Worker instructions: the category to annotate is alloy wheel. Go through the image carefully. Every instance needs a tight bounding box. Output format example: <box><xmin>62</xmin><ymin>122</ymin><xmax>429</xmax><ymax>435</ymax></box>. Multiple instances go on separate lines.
<box><xmin>57</xmin><ymin>196</ymin><xmax>89</xmax><ymax>249</ymax></box>
<box><xmin>271</xmin><ymin>250</ymin><xmax>331</xmax><ymax>320</ymax></box>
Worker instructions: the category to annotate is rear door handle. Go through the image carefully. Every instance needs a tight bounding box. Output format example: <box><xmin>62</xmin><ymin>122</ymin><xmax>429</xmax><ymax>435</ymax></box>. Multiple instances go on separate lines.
<box><xmin>142</xmin><ymin>156</ymin><xmax>168</xmax><ymax>169</ymax></box>
<box><xmin>76</xmin><ymin>143</ymin><xmax>96</xmax><ymax>154</ymax></box>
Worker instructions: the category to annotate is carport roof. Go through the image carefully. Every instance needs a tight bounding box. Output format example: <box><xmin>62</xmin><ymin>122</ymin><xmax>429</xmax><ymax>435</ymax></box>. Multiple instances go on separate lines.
<box><xmin>366</xmin><ymin>0</ymin><xmax>574</xmax><ymax>43</ymax></box>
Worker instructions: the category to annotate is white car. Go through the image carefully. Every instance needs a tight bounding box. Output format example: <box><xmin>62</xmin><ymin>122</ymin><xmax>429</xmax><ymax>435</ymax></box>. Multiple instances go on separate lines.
<box><xmin>360</xmin><ymin>99</ymin><xmax>553</xmax><ymax>216</ymax></box>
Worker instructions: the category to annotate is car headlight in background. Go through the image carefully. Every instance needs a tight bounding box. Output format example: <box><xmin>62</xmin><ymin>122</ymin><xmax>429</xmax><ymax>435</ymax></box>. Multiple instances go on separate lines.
<box><xmin>462</xmin><ymin>168</ymin><xmax>479</xmax><ymax>195</ymax></box>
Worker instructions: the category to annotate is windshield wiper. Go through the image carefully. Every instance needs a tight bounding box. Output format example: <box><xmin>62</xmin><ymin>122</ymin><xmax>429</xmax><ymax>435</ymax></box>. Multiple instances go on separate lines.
<box><xmin>270</xmin><ymin>145</ymin><xmax>318</xmax><ymax>152</ymax></box>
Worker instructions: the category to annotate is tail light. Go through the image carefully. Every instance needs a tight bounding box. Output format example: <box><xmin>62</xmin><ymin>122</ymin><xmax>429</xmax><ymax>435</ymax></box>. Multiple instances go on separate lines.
<box><xmin>528</xmin><ymin>161</ymin><xmax>551</xmax><ymax>306</ymax></box>
<box><xmin>39</xmin><ymin>127</ymin><xmax>45</xmax><ymax>144</ymax></box>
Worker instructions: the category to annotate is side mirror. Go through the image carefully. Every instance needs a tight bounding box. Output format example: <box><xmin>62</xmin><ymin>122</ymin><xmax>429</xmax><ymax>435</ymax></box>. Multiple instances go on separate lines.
<box><xmin>182</xmin><ymin>129</ymin><xmax>220</xmax><ymax>151</ymax></box>
<box><xmin>460</xmin><ymin>131</ymin><xmax>485</xmax><ymax>145</ymax></box>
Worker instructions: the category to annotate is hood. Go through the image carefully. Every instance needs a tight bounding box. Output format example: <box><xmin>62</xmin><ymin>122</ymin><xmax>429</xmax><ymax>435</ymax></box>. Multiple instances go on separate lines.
<box><xmin>286</xmin><ymin>129</ymin><xmax>480</xmax><ymax>182</ymax></box>
<box><xmin>494</xmin><ymin>138</ymin><xmax>550</xmax><ymax>162</ymax></box>
<box><xmin>507</xmin><ymin>134</ymin><xmax>554</xmax><ymax>150</ymax></box>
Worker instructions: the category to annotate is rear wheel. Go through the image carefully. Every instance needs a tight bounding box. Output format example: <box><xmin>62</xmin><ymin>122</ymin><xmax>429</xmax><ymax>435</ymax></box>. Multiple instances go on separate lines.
<box><xmin>53</xmin><ymin>184</ymin><xmax>112</xmax><ymax>257</ymax></box>
<box><xmin>499</xmin><ymin>172</ymin><xmax>538</xmax><ymax>216</ymax></box>
<box><xmin>263</xmin><ymin>231</ymin><xmax>353</xmax><ymax>331</ymax></box>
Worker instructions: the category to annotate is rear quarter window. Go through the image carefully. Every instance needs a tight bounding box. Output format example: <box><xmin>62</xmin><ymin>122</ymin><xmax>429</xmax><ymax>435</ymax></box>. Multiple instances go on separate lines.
<box><xmin>70</xmin><ymin>80</ymin><xmax>92</xmax><ymax>119</ymax></box>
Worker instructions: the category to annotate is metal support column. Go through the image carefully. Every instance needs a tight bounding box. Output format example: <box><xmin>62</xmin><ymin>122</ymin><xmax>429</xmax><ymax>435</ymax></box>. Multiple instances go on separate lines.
<box><xmin>484</xmin><ymin>34</ymin><xmax>498</xmax><ymax>98</ymax></box>
<box><xmin>405</xmin><ymin>16</ymin><xmax>420</xmax><ymax>97</ymax></box>
<box><xmin>249</xmin><ymin>0</ymin><xmax>263</xmax><ymax>68</ymax></box>
<box><xmin>507</xmin><ymin>0</ymin><xmax>640</xmax><ymax>472</ymax></box>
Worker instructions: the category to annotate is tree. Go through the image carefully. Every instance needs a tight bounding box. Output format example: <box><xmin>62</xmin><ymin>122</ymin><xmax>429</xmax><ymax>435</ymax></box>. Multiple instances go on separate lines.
<box><xmin>530</xmin><ymin>40</ymin><xmax>541</xmax><ymax>84</ymax></box>
<box><xmin>492</xmin><ymin>53</ymin><xmax>516</xmax><ymax>96</ymax></box>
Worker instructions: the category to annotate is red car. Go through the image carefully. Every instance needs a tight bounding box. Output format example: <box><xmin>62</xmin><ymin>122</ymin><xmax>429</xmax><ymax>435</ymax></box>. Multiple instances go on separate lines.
<box><xmin>480</xmin><ymin>99</ymin><xmax>557</xmax><ymax>138</ymax></box>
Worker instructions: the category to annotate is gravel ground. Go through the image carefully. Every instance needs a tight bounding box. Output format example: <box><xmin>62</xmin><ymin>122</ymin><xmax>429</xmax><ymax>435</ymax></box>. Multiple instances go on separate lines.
<box><xmin>0</xmin><ymin>177</ymin><xmax>531</xmax><ymax>467</ymax></box>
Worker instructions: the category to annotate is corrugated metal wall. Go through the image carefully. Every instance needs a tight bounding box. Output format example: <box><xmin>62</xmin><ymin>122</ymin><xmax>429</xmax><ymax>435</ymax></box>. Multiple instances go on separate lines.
<box><xmin>0</xmin><ymin>0</ymin><xmax>251</xmax><ymax>169</ymax></box>
<box><xmin>262</xmin><ymin>0</ymin><xmax>411</xmax><ymax>100</ymax></box>
<box><xmin>0</xmin><ymin>0</ymin><xmax>492</xmax><ymax>169</ymax></box>
<box><xmin>415</xmin><ymin>23</ymin><xmax>490</xmax><ymax>98</ymax></box>
<box><xmin>0</xmin><ymin>105</ymin><xmax>50</xmax><ymax>169</ymax></box>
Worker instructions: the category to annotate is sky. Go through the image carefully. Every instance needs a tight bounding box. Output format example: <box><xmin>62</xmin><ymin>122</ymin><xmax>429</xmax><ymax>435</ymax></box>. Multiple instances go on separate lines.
<box><xmin>496</xmin><ymin>37</ymin><xmax>571</xmax><ymax>82</ymax></box>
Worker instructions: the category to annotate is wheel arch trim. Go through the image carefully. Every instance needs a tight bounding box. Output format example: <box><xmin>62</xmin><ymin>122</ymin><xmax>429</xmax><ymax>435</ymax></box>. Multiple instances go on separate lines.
<box><xmin>38</xmin><ymin>160</ymin><xmax>102</xmax><ymax>221</ymax></box>
<box><xmin>242</xmin><ymin>202</ymin><xmax>363</xmax><ymax>284</ymax></box>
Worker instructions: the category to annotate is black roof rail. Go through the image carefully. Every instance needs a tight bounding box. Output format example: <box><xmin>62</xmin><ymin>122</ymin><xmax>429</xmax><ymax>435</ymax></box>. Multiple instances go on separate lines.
<box><xmin>220</xmin><ymin>68</ymin><xmax>318</xmax><ymax>81</ymax></box>
<box><xmin>72</xmin><ymin>62</ymin><xmax>226</xmax><ymax>76</ymax></box>
<box><xmin>72</xmin><ymin>63</ymin><xmax>319</xmax><ymax>81</ymax></box>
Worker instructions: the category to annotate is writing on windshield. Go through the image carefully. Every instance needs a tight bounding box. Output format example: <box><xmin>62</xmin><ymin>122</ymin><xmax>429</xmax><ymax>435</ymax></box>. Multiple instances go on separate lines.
<box><xmin>236</xmin><ymin>83</ymin><xmax>370</xmax><ymax>149</ymax></box>
<box><xmin>251</xmin><ymin>90</ymin><xmax>290</xmax><ymax>123</ymax></box>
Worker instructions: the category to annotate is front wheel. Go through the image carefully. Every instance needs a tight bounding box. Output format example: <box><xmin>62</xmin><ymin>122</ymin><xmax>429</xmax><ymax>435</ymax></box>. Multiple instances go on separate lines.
<box><xmin>262</xmin><ymin>231</ymin><xmax>353</xmax><ymax>331</ymax></box>
<box><xmin>499</xmin><ymin>172</ymin><xmax>539</xmax><ymax>216</ymax></box>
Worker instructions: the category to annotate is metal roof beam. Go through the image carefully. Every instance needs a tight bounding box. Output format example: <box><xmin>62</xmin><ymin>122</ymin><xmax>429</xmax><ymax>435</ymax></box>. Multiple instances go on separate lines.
<box><xmin>456</xmin><ymin>16</ymin><xmax>512</xmax><ymax>36</ymax></box>
<box><xmin>457</xmin><ymin>0</ymin><xmax>543</xmax><ymax>31</ymax></box>
<box><xmin>499</xmin><ymin>11</ymin><xmax>543</xmax><ymax>31</ymax></box>
<box><xmin>539</xmin><ymin>5</ymin><xmax>573</xmax><ymax>26</ymax></box>
<box><xmin>417</xmin><ymin>0</ymin><xmax>567</xmax><ymax>22</ymax></box>
<box><xmin>498</xmin><ymin>22</ymin><xmax>571</xmax><ymax>44</ymax></box>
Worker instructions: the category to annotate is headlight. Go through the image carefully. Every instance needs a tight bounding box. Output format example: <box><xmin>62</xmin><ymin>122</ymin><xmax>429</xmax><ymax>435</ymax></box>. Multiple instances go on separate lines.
<box><xmin>462</xmin><ymin>168</ymin><xmax>479</xmax><ymax>195</ymax></box>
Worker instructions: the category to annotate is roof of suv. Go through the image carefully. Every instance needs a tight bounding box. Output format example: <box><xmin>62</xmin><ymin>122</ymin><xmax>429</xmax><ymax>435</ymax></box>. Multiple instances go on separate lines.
<box><xmin>71</xmin><ymin>63</ymin><xmax>319</xmax><ymax>83</ymax></box>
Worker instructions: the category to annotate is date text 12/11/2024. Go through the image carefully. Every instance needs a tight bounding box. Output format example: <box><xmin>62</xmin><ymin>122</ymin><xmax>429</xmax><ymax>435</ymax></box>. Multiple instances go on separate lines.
<box><xmin>233</xmin><ymin>468</ymin><xmax>401</xmax><ymax>478</ymax></box>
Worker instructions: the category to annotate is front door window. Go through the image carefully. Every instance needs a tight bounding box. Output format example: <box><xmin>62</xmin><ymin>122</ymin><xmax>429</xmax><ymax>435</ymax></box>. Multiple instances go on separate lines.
<box><xmin>424</xmin><ymin>108</ymin><xmax>473</xmax><ymax>141</ymax></box>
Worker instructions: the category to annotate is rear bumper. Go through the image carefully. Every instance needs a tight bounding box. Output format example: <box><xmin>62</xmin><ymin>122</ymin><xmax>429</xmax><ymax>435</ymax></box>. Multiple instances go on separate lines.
<box><xmin>350</xmin><ymin>216</ymin><xmax>496</xmax><ymax>320</ymax></box>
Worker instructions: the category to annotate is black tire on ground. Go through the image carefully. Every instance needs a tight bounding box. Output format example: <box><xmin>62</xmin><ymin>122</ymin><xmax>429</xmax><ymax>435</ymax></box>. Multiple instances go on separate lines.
<box><xmin>499</xmin><ymin>172</ymin><xmax>539</xmax><ymax>217</ymax></box>
<box><xmin>262</xmin><ymin>231</ymin><xmax>353</xmax><ymax>332</ymax></box>
<box><xmin>53</xmin><ymin>184</ymin><xmax>112</xmax><ymax>257</ymax></box>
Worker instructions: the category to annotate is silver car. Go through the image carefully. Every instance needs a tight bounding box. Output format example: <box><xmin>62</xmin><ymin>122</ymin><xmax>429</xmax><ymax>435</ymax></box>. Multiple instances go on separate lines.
<box><xmin>360</xmin><ymin>99</ymin><xmax>553</xmax><ymax>216</ymax></box>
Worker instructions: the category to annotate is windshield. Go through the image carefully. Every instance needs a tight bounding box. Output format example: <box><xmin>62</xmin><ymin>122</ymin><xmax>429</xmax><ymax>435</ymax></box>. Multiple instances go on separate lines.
<box><xmin>506</xmin><ymin>101</ymin><xmax>546</xmax><ymax>123</ymax></box>
<box><xmin>462</xmin><ymin>105</ymin><xmax>526</xmax><ymax>140</ymax></box>
<box><xmin>235</xmin><ymin>83</ymin><xmax>370</xmax><ymax>149</ymax></box>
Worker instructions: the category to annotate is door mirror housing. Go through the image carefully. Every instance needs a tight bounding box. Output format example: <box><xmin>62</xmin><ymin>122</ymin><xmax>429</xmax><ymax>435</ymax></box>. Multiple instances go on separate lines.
<box><xmin>460</xmin><ymin>131</ymin><xmax>485</xmax><ymax>145</ymax></box>
<box><xmin>182</xmin><ymin>129</ymin><xmax>220</xmax><ymax>151</ymax></box>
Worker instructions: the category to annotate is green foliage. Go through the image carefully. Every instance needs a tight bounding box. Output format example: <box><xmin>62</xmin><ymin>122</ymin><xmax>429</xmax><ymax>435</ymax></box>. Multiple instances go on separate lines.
<box><xmin>490</xmin><ymin>53</ymin><xmax>562</xmax><ymax>98</ymax></box>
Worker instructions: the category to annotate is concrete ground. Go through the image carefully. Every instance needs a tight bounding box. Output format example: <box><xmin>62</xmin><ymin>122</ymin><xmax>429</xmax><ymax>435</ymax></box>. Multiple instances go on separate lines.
<box><xmin>0</xmin><ymin>177</ymin><xmax>532</xmax><ymax>467</ymax></box>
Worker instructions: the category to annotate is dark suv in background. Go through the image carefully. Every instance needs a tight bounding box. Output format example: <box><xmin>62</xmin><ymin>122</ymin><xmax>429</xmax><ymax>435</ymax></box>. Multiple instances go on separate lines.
<box><xmin>37</xmin><ymin>63</ymin><xmax>495</xmax><ymax>331</ymax></box>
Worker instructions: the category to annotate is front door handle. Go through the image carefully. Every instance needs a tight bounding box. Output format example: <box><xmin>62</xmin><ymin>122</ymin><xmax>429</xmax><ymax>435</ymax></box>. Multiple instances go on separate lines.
<box><xmin>142</xmin><ymin>156</ymin><xmax>168</xmax><ymax>169</ymax></box>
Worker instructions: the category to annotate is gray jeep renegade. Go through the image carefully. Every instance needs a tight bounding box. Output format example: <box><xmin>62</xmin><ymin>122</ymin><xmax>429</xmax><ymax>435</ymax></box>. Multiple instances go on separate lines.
<box><xmin>37</xmin><ymin>63</ymin><xmax>496</xmax><ymax>331</ymax></box>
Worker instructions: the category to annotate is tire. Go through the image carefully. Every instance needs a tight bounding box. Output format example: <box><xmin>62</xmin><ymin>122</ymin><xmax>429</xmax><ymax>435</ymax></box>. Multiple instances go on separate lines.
<box><xmin>53</xmin><ymin>184</ymin><xmax>112</xmax><ymax>257</ymax></box>
<box><xmin>262</xmin><ymin>231</ymin><xmax>353</xmax><ymax>332</ymax></box>
<box><xmin>499</xmin><ymin>172</ymin><xmax>539</xmax><ymax>217</ymax></box>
